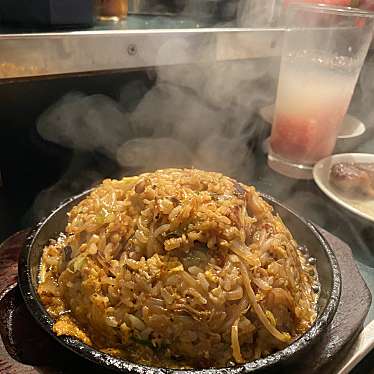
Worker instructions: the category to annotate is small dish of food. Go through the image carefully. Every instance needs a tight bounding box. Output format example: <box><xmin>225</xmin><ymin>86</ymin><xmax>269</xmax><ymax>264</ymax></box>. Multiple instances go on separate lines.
<box><xmin>18</xmin><ymin>168</ymin><xmax>340</xmax><ymax>372</ymax></box>
<box><xmin>313</xmin><ymin>153</ymin><xmax>374</xmax><ymax>223</ymax></box>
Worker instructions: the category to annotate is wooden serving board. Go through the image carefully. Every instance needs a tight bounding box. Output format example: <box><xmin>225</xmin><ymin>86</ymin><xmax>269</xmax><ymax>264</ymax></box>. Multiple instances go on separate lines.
<box><xmin>0</xmin><ymin>229</ymin><xmax>371</xmax><ymax>374</ymax></box>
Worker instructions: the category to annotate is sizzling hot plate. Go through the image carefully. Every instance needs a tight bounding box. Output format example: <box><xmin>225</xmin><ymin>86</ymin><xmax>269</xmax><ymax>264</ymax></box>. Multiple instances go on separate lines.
<box><xmin>18</xmin><ymin>191</ymin><xmax>341</xmax><ymax>373</ymax></box>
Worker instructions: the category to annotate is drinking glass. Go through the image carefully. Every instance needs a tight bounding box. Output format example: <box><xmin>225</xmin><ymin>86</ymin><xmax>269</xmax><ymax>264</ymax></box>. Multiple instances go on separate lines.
<box><xmin>268</xmin><ymin>3</ymin><xmax>374</xmax><ymax>179</ymax></box>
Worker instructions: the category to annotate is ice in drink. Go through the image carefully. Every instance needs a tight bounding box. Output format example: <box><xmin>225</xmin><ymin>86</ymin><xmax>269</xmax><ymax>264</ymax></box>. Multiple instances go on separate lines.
<box><xmin>270</xmin><ymin>53</ymin><xmax>360</xmax><ymax>164</ymax></box>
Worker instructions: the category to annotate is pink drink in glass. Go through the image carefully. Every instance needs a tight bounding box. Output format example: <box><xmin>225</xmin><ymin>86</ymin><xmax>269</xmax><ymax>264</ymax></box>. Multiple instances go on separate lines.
<box><xmin>270</xmin><ymin>53</ymin><xmax>360</xmax><ymax>165</ymax></box>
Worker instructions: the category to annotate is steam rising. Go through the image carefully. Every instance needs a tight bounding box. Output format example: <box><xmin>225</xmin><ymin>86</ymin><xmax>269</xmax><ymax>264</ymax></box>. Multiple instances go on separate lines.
<box><xmin>32</xmin><ymin>4</ymin><xmax>374</xmax><ymax>232</ymax></box>
<box><xmin>38</xmin><ymin>64</ymin><xmax>273</xmax><ymax>175</ymax></box>
<box><xmin>237</xmin><ymin>0</ymin><xmax>282</xmax><ymax>28</ymax></box>
<box><xmin>37</xmin><ymin>93</ymin><xmax>132</xmax><ymax>159</ymax></box>
<box><xmin>25</xmin><ymin>4</ymin><xmax>374</xmax><ymax>321</ymax></box>
<box><xmin>33</xmin><ymin>51</ymin><xmax>276</xmax><ymax>220</ymax></box>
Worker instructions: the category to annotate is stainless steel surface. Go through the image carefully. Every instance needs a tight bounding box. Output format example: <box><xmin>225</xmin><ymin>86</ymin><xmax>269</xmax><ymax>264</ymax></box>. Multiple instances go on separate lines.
<box><xmin>0</xmin><ymin>18</ymin><xmax>283</xmax><ymax>80</ymax></box>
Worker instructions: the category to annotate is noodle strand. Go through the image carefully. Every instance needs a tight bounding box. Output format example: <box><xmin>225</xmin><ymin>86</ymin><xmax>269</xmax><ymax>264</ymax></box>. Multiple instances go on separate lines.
<box><xmin>239</xmin><ymin>263</ymin><xmax>291</xmax><ymax>343</ymax></box>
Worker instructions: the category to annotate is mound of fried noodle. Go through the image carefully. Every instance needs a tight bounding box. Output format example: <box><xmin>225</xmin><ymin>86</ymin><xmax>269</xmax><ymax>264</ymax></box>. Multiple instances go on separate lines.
<box><xmin>38</xmin><ymin>168</ymin><xmax>318</xmax><ymax>368</ymax></box>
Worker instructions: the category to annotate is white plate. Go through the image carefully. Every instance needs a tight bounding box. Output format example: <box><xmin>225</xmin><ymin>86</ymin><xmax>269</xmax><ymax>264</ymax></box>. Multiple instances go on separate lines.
<box><xmin>313</xmin><ymin>153</ymin><xmax>374</xmax><ymax>223</ymax></box>
<box><xmin>259</xmin><ymin>104</ymin><xmax>366</xmax><ymax>139</ymax></box>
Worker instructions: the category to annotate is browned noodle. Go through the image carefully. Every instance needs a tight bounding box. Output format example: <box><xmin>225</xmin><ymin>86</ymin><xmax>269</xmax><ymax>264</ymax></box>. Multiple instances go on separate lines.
<box><xmin>37</xmin><ymin>168</ymin><xmax>318</xmax><ymax>369</ymax></box>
